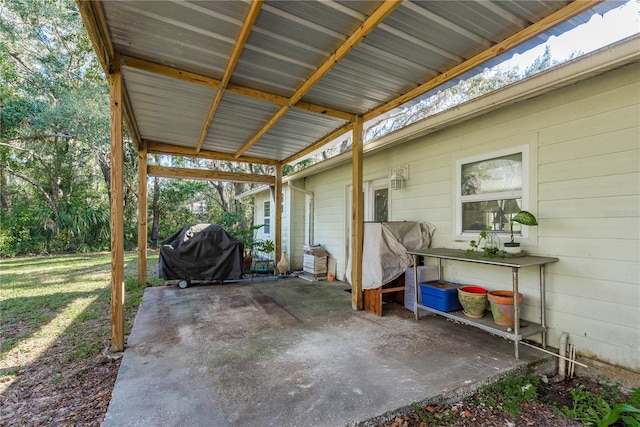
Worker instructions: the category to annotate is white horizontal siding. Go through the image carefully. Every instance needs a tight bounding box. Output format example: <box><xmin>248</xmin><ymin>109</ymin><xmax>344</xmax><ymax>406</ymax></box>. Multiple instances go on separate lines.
<box><xmin>305</xmin><ymin>165</ymin><xmax>351</xmax><ymax>280</ymax></box>
<box><xmin>290</xmin><ymin>61</ymin><xmax>639</xmax><ymax>370</ymax></box>
<box><xmin>289</xmin><ymin>187</ymin><xmax>306</xmax><ymax>270</ymax></box>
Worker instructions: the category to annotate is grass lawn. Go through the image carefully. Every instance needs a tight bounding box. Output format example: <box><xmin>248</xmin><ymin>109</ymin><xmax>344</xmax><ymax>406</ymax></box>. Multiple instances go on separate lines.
<box><xmin>0</xmin><ymin>251</ymin><xmax>161</xmax><ymax>425</ymax></box>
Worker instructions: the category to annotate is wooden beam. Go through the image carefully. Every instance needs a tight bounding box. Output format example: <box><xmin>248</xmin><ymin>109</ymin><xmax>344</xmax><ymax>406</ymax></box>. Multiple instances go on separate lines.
<box><xmin>351</xmin><ymin>116</ymin><xmax>364</xmax><ymax>310</ymax></box>
<box><xmin>234</xmin><ymin>1</ymin><xmax>401</xmax><ymax>158</ymax></box>
<box><xmin>75</xmin><ymin>0</ymin><xmax>113</xmax><ymax>76</ymax></box>
<box><xmin>195</xmin><ymin>89</ymin><xmax>224</xmax><ymax>154</ymax></box>
<box><xmin>282</xmin><ymin>123</ymin><xmax>352</xmax><ymax>165</ymax></box>
<box><xmin>291</xmin><ymin>1</ymin><xmax>401</xmax><ymax>105</ymax></box>
<box><xmin>120</xmin><ymin>55</ymin><xmax>353</xmax><ymax>121</ymax></box>
<box><xmin>234</xmin><ymin>105</ymin><xmax>289</xmax><ymax>158</ymax></box>
<box><xmin>195</xmin><ymin>0</ymin><xmax>263</xmax><ymax>154</ymax></box>
<box><xmin>363</xmin><ymin>0</ymin><xmax>604</xmax><ymax>121</ymax></box>
<box><xmin>109</xmin><ymin>52</ymin><xmax>125</xmax><ymax>352</ymax></box>
<box><xmin>226</xmin><ymin>83</ymin><xmax>354</xmax><ymax>121</ymax></box>
<box><xmin>75</xmin><ymin>4</ymin><xmax>142</xmax><ymax>150</ymax></box>
<box><xmin>146</xmin><ymin>141</ymin><xmax>277</xmax><ymax>165</ymax></box>
<box><xmin>137</xmin><ymin>141</ymin><xmax>147</xmax><ymax>285</ymax></box>
<box><xmin>147</xmin><ymin>165</ymin><xmax>276</xmax><ymax>185</ymax></box>
<box><xmin>274</xmin><ymin>163</ymin><xmax>283</xmax><ymax>275</ymax></box>
<box><xmin>121</xmin><ymin>85</ymin><xmax>142</xmax><ymax>149</ymax></box>
<box><xmin>121</xmin><ymin>55</ymin><xmax>218</xmax><ymax>86</ymax></box>
<box><xmin>223</xmin><ymin>0</ymin><xmax>263</xmax><ymax>89</ymax></box>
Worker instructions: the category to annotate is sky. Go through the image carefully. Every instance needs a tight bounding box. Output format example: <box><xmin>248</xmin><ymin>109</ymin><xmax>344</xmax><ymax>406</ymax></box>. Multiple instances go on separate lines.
<box><xmin>503</xmin><ymin>0</ymin><xmax>639</xmax><ymax>69</ymax></box>
<box><xmin>304</xmin><ymin>0</ymin><xmax>640</xmax><ymax>160</ymax></box>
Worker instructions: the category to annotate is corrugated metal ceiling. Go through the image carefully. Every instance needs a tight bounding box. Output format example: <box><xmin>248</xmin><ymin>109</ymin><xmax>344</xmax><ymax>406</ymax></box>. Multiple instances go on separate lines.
<box><xmin>78</xmin><ymin>0</ymin><xmax>614</xmax><ymax>165</ymax></box>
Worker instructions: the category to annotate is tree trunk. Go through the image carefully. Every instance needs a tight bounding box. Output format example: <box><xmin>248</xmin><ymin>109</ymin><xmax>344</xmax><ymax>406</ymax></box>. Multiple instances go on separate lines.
<box><xmin>0</xmin><ymin>165</ymin><xmax>12</xmax><ymax>213</ymax></box>
<box><xmin>96</xmin><ymin>150</ymin><xmax>111</xmax><ymax>193</ymax></box>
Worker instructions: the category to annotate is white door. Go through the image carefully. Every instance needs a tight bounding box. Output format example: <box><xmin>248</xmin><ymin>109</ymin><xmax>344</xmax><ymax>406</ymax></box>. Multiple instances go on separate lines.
<box><xmin>345</xmin><ymin>178</ymin><xmax>390</xmax><ymax>279</ymax></box>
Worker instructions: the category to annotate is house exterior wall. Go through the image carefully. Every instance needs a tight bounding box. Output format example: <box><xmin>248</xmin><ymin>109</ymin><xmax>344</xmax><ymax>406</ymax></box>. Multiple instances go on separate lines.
<box><xmin>252</xmin><ymin>187</ymin><xmax>302</xmax><ymax>268</ymax></box>
<box><xmin>288</xmin><ymin>182</ymin><xmax>307</xmax><ymax>270</ymax></box>
<box><xmin>301</xmin><ymin>61</ymin><xmax>639</xmax><ymax>370</ymax></box>
<box><xmin>252</xmin><ymin>191</ymin><xmax>272</xmax><ymax>248</ymax></box>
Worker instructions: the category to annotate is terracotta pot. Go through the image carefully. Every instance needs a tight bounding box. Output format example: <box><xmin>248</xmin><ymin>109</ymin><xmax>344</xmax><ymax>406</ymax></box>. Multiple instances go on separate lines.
<box><xmin>488</xmin><ymin>290</ymin><xmax>523</xmax><ymax>326</ymax></box>
<box><xmin>242</xmin><ymin>256</ymin><xmax>252</xmax><ymax>272</ymax></box>
<box><xmin>457</xmin><ymin>286</ymin><xmax>488</xmax><ymax>318</ymax></box>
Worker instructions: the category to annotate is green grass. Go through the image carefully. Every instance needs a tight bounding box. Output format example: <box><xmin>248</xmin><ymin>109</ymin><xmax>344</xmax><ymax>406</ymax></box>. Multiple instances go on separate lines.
<box><xmin>0</xmin><ymin>252</ymin><xmax>159</xmax><ymax>379</ymax></box>
<box><xmin>474</xmin><ymin>373</ymin><xmax>541</xmax><ymax>417</ymax></box>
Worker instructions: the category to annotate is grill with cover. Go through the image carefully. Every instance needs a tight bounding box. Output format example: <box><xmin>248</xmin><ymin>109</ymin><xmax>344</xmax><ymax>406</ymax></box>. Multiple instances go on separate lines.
<box><xmin>159</xmin><ymin>224</ymin><xmax>244</xmax><ymax>286</ymax></box>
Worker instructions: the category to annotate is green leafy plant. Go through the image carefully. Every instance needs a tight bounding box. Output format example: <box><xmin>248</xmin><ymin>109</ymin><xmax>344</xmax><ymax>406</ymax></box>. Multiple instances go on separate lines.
<box><xmin>507</xmin><ymin>210</ymin><xmax>538</xmax><ymax>244</ymax></box>
<box><xmin>561</xmin><ymin>385</ymin><xmax>640</xmax><ymax>427</ymax></box>
<box><xmin>466</xmin><ymin>228</ymin><xmax>504</xmax><ymax>258</ymax></box>
<box><xmin>255</xmin><ymin>239</ymin><xmax>275</xmax><ymax>257</ymax></box>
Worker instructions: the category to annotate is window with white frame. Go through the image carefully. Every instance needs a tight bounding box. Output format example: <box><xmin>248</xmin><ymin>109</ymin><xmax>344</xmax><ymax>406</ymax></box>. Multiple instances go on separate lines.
<box><xmin>457</xmin><ymin>145</ymin><xmax>529</xmax><ymax>236</ymax></box>
<box><xmin>263</xmin><ymin>200</ymin><xmax>271</xmax><ymax>234</ymax></box>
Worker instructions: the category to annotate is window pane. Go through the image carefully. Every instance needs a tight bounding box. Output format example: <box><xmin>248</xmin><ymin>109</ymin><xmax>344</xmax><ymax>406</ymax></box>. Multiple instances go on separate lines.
<box><xmin>374</xmin><ymin>188</ymin><xmax>388</xmax><ymax>222</ymax></box>
<box><xmin>462</xmin><ymin>198</ymin><xmax>522</xmax><ymax>233</ymax></box>
<box><xmin>263</xmin><ymin>201</ymin><xmax>270</xmax><ymax>233</ymax></box>
<box><xmin>461</xmin><ymin>153</ymin><xmax>522</xmax><ymax>196</ymax></box>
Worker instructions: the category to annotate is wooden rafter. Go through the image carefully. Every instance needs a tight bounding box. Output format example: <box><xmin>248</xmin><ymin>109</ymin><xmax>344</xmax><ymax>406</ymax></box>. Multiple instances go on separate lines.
<box><xmin>363</xmin><ymin>0</ymin><xmax>604</xmax><ymax>121</ymax></box>
<box><xmin>226</xmin><ymin>83</ymin><xmax>354</xmax><ymax>121</ymax></box>
<box><xmin>120</xmin><ymin>55</ymin><xmax>354</xmax><ymax>122</ymax></box>
<box><xmin>233</xmin><ymin>0</ymin><xmax>402</xmax><ymax>159</ymax></box>
<box><xmin>286</xmin><ymin>0</ymin><xmax>603</xmax><ymax>165</ymax></box>
<box><xmin>282</xmin><ymin>124</ymin><xmax>352</xmax><ymax>165</ymax></box>
<box><xmin>121</xmin><ymin>84</ymin><xmax>141</xmax><ymax>149</ymax></box>
<box><xmin>79</xmin><ymin>0</ymin><xmax>607</xmax><ymax>168</ymax></box>
<box><xmin>146</xmin><ymin>140</ymin><xmax>277</xmax><ymax>166</ymax></box>
<box><xmin>195</xmin><ymin>0</ymin><xmax>263</xmax><ymax>154</ymax></box>
<box><xmin>75</xmin><ymin>1</ymin><xmax>113</xmax><ymax>76</ymax></box>
<box><xmin>147</xmin><ymin>165</ymin><xmax>276</xmax><ymax>185</ymax></box>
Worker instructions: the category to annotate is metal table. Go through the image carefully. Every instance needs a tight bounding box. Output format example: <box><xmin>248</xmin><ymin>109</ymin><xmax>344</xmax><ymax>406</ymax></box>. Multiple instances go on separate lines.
<box><xmin>407</xmin><ymin>248</ymin><xmax>559</xmax><ymax>359</ymax></box>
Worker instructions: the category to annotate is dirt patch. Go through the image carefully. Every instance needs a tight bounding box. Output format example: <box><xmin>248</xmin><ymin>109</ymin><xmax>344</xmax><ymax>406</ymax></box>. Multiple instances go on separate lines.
<box><xmin>1</xmin><ymin>348</ymin><xmax>120</xmax><ymax>426</ymax></box>
<box><xmin>374</xmin><ymin>376</ymin><xmax>632</xmax><ymax>427</ymax></box>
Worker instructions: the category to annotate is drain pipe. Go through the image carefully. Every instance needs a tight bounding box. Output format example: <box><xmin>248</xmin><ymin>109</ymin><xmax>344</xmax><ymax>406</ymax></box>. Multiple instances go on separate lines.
<box><xmin>558</xmin><ymin>332</ymin><xmax>569</xmax><ymax>380</ymax></box>
<box><xmin>288</xmin><ymin>181</ymin><xmax>314</xmax><ymax>245</ymax></box>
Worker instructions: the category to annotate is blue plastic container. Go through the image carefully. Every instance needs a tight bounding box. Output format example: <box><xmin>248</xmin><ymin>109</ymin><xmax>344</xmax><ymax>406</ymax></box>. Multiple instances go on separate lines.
<box><xmin>419</xmin><ymin>281</ymin><xmax>463</xmax><ymax>312</ymax></box>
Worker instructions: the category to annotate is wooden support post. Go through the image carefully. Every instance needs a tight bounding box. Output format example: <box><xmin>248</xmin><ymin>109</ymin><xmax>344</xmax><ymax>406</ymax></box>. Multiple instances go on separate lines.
<box><xmin>110</xmin><ymin>52</ymin><xmax>125</xmax><ymax>352</ymax></box>
<box><xmin>137</xmin><ymin>141</ymin><xmax>147</xmax><ymax>285</ymax></box>
<box><xmin>351</xmin><ymin>116</ymin><xmax>364</xmax><ymax>310</ymax></box>
<box><xmin>275</xmin><ymin>163</ymin><xmax>283</xmax><ymax>273</ymax></box>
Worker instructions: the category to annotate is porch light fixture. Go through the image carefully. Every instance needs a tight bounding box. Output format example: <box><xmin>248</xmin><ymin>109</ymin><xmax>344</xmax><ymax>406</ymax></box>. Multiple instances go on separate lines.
<box><xmin>390</xmin><ymin>165</ymin><xmax>409</xmax><ymax>190</ymax></box>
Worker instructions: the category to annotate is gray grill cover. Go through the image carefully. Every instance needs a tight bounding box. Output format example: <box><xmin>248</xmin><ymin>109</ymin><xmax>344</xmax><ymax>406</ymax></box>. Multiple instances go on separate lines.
<box><xmin>159</xmin><ymin>224</ymin><xmax>244</xmax><ymax>281</ymax></box>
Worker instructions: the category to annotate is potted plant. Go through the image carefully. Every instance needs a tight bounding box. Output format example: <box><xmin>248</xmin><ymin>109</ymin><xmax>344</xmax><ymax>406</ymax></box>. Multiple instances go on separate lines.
<box><xmin>229</xmin><ymin>224</ymin><xmax>265</xmax><ymax>272</ymax></box>
<box><xmin>466</xmin><ymin>228</ymin><xmax>501</xmax><ymax>258</ymax></box>
<box><xmin>503</xmin><ymin>210</ymin><xmax>538</xmax><ymax>254</ymax></box>
<box><xmin>254</xmin><ymin>239</ymin><xmax>275</xmax><ymax>260</ymax></box>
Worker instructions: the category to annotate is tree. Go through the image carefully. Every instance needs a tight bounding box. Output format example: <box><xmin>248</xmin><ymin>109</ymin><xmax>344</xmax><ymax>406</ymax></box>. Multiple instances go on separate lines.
<box><xmin>0</xmin><ymin>0</ymin><xmax>116</xmax><ymax>254</ymax></box>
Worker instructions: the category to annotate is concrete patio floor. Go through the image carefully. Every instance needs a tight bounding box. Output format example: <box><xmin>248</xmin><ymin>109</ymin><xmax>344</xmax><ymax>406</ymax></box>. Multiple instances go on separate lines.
<box><xmin>103</xmin><ymin>277</ymin><xmax>553</xmax><ymax>427</ymax></box>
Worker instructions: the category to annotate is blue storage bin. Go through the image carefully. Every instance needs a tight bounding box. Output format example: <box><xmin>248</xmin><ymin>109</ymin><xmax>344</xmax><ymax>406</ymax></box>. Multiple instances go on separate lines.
<box><xmin>420</xmin><ymin>281</ymin><xmax>463</xmax><ymax>312</ymax></box>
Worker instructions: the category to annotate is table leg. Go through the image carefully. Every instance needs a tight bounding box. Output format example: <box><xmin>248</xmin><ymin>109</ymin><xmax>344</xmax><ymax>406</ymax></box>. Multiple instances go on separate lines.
<box><xmin>540</xmin><ymin>264</ymin><xmax>547</xmax><ymax>349</ymax></box>
<box><xmin>512</xmin><ymin>267</ymin><xmax>520</xmax><ymax>360</ymax></box>
<box><xmin>413</xmin><ymin>256</ymin><xmax>419</xmax><ymax>320</ymax></box>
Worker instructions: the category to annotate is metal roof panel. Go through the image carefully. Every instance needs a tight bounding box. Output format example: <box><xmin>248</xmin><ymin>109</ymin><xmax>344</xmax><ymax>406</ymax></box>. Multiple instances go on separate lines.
<box><xmin>122</xmin><ymin>66</ymin><xmax>216</xmax><ymax>146</ymax></box>
<box><xmin>86</xmin><ymin>0</ymin><xmax>618</xmax><ymax>164</ymax></box>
